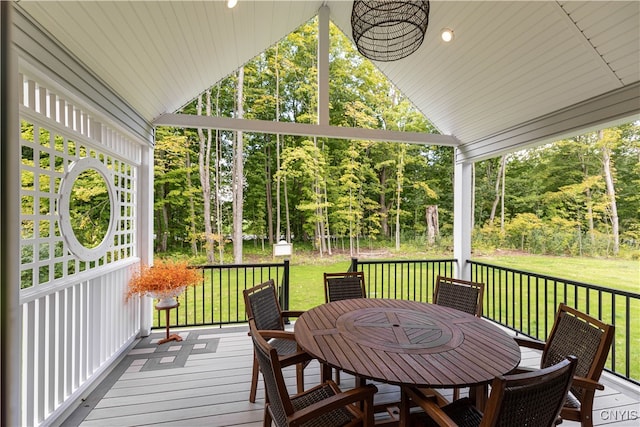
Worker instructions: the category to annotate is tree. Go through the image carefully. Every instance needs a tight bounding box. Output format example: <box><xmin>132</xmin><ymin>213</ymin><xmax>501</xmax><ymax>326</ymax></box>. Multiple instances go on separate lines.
<box><xmin>197</xmin><ymin>91</ymin><xmax>215</xmax><ymax>262</ymax></box>
<box><xmin>598</xmin><ymin>128</ymin><xmax>620</xmax><ymax>255</ymax></box>
<box><xmin>395</xmin><ymin>145</ymin><xmax>406</xmax><ymax>250</ymax></box>
<box><xmin>278</xmin><ymin>138</ymin><xmax>329</xmax><ymax>254</ymax></box>
<box><xmin>489</xmin><ymin>154</ymin><xmax>506</xmax><ymax>230</ymax></box>
<box><xmin>232</xmin><ymin>68</ymin><xmax>245</xmax><ymax>263</ymax></box>
<box><xmin>332</xmin><ymin>139</ymin><xmax>368</xmax><ymax>255</ymax></box>
<box><xmin>154</xmin><ymin>129</ymin><xmax>197</xmax><ymax>253</ymax></box>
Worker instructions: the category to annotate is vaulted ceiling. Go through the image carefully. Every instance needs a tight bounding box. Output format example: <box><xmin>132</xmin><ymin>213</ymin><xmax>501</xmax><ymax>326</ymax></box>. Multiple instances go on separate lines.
<box><xmin>16</xmin><ymin>1</ymin><xmax>640</xmax><ymax>161</ymax></box>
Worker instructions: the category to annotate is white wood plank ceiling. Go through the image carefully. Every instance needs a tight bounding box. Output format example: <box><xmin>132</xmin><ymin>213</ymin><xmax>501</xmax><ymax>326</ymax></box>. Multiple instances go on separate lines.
<box><xmin>16</xmin><ymin>1</ymin><xmax>640</xmax><ymax>161</ymax></box>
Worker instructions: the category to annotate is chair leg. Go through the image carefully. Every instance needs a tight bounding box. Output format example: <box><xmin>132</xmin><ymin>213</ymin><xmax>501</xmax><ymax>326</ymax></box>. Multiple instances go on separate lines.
<box><xmin>581</xmin><ymin>417</ymin><xmax>594</xmax><ymax>427</ymax></box>
<box><xmin>453</xmin><ymin>387</ymin><xmax>460</xmax><ymax>401</ymax></box>
<box><xmin>250</xmin><ymin>352</ymin><xmax>259</xmax><ymax>403</ymax></box>
<box><xmin>296</xmin><ymin>362</ymin><xmax>304</xmax><ymax>394</ymax></box>
<box><xmin>364</xmin><ymin>393</ymin><xmax>375</xmax><ymax>427</ymax></box>
<box><xmin>580</xmin><ymin>397</ymin><xmax>594</xmax><ymax>427</ymax></box>
<box><xmin>335</xmin><ymin>367</ymin><xmax>341</xmax><ymax>384</ymax></box>
<box><xmin>263</xmin><ymin>404</ymin><xmax>272</xmax><ymax>427</ymax></box>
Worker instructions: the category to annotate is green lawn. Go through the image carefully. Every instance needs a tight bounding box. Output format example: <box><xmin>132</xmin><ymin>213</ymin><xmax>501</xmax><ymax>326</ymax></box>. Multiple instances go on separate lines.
<box><xmin>288</xmin><ymin>260</ymin><xmax>353</xmax><ymax>310</ymax></box>
<box><xmin>472</xmin><ymin>253</ymin><xmax>639</xmax><ymax>294</ymax></box>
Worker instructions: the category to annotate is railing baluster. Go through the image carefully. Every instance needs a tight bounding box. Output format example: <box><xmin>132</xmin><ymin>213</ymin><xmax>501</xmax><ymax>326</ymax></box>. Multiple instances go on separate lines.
<box><xmin>611</xmin><ymin>292</ymin><xmax>616</xmax><ymax>372</ymax></box>
<box><xmin>626</xmin><ymin>297</ymin><xmax>631</xmax><ymax>378</ymax></box>
<box><xmin>468</xmin><ymin>260</ymin><xmax>638</xmax><ymax>385</ymax></box>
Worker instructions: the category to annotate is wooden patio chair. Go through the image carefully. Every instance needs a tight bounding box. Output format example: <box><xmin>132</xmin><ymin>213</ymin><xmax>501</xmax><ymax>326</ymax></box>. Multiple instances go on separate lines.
<box><xmin>401</xmin><ymin>356</ymin><xmax>578</xmax><ymax>427</ymax></box>
<box><xmin>324</xmin><ymin>271</ymin><xmax>366</xmax><ymax>383</ymax></box>
<box><xmin>249</xmin><ymin>318</ymin><xmax>378</xmax><ymax>427</ymax></box>
<box><xmin>433</xmin><ymin>275</ymin><xmax>485</xmax><ymax>317</ymax></box>
<box><xmin>514</xmin><ymin>303</ymin><xmax>615</xmax><ymax>427</ymax></box>
<box><xmin>324</xmin><ymin>271</ymin><xmax>367</xmax><ymax>302</ymax></box>
<box><xmin>432</xmin><ymin>275</ymin><xmax>485</xmax><ymax>400</ymax></box>
<box><xmin>243</xmin><ymin>279</ymin><xmax>311</xmax><ymax>403</ymax></box>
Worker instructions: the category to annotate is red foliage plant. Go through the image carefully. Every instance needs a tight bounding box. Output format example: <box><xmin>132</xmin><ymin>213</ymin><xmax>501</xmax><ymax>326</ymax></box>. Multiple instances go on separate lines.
<box><xmin>126</xmin><ymin>260</ymin><xmax>200</xmax><ymax>300</ymax></box>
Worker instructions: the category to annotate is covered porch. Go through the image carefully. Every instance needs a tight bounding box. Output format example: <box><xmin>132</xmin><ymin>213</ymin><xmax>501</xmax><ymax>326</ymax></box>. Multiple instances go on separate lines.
<box><xmin>2</xmin><ymin>1</ymin><xmax>639</xmax><ymax>426</ymax></box>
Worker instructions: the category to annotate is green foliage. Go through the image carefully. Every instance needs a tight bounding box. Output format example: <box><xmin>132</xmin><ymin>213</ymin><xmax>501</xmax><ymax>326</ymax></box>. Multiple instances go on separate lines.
<box><xmin>68</xmin><ymin>169</ymin><xmax>111</xmax><ymax>249</ymax></box>
<box><xmin>151</xmin><ymin>16</ymin><xmax>639</xmax><ymax>261</ymax></box>
<box><xmin>474</xmin><ymin>124</ymin><xmax>639</xmax><ymax>258</ymax></box>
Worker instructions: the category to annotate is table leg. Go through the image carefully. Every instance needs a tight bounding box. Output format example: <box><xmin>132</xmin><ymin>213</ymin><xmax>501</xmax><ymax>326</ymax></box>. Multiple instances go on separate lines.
<box><xmin>157</xmin><ymin>306</ymin><xmax>182</xmax><ymax>345</ymax></box>
<box><xmin>321</xmin><ymin>362</ymin><xmax>332</xmax><ymax>383</ymax></box>
<box><xmin>470</xmin><ymin>384</ymin><xmax>488</xmax><ymax>411</ymax></box>
<box><xmin>399</xmin><ymin>388</ymin><xmax>410</xmax><ymax>427</ymax></box>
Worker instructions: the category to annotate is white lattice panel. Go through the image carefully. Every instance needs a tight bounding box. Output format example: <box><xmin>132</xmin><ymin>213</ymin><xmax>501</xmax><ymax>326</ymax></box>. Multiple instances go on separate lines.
<box><xmin>19</xmin><ymin>74</ymin><xmax>140</xmax><ymax>292</ymax></box>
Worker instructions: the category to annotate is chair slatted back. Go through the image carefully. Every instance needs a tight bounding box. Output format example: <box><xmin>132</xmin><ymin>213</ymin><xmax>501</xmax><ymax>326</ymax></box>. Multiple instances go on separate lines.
<box><xmin>481</xmin><ymin>356</ymin><xmax>578</xmax><ymax>427</ymax></box>
<box><xmin>434</xmin><ymin>276</ymin><xmax>485</xmax><ymax>317</ymax></box>
<box><xmin>541</xmin><ymin>304</ymin><xmax>614</xmax><ymax>401</ymax></box>
<box><xmin>324</xmin><ymin>272</ymin><xmax>366</xmax><ymax>303</ymax></box>
<box><xmin>244</xmin><ymin>279</ymin><xmax>284</xmax><ymax>331</ymax></box>
<box><xmin>249</xmin><ymin>319</ymin><xmax>293</xmax><ymax>426</ymax></box>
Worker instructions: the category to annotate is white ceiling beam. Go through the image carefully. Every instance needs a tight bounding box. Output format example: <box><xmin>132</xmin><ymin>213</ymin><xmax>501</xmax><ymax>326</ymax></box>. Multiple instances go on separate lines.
<box><xmin>154</xmin><ymin>113</ymin><xmax>460</xmax><ymax>146</ymax></box>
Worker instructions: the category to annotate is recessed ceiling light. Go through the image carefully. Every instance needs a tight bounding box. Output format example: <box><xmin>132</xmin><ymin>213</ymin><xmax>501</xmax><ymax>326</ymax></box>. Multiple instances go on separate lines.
<box><xmin>227</xmin><ymin>0</ymin><xmax>238</xmax><ymax>9</ymax></box>
<box><xmin>441</xmin><ymin>28</ymin><xmax>454</xmax><ymax>43</ymax></box>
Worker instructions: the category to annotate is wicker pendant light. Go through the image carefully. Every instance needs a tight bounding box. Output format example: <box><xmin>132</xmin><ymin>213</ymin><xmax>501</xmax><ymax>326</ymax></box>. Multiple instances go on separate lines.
<box><xmin>351</xmin><ymin>0</ymin><xmax>430</xmax><ymax>62</ymax></box>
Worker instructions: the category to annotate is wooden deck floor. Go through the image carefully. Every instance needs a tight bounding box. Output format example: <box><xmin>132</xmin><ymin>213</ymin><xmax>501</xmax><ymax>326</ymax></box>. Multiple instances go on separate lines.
<box><xmin>64</xmin><ymin>324</ymin><xmax>640</xmax><ymax>427</ymax></box>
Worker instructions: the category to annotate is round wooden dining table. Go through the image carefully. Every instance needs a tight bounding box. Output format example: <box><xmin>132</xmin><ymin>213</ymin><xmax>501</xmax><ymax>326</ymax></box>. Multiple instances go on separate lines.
<box><xmin>294</xmin><ymin>298</ymin><xmax>521</xmax><ymax>412</ymax></box>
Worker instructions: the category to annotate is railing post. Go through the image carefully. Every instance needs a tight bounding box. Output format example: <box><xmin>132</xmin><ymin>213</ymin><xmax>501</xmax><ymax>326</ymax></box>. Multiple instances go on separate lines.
<box><xmin>453</xmin><ymin>157</ymin><xmax>473</xmax><ymax>280</ymax></box>
<box><xmin>350</xmin><ymin>257</ymin><xmax>358</xmax><ymax>272</ymax></box>
<box><xmin>282</xmin><ymin>259</ymin><xmax>290</xmax><ymax>311</ymax></box>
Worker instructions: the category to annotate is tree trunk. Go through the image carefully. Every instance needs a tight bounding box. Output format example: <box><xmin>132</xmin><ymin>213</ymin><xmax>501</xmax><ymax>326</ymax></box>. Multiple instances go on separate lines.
<box><xmin>426</xmin><ymin>205</ymin><xmax>439</xmax><ymax>245</ymax></box>
<box><xmin>314</xmin><ymin>137</ymin><xmax>327</xmax><ymax>256</ymax></box>
<box><xmin>379</xmin><ymin>168</ymin><xmax>389</xmax><ymax>237</ymax></box>
<box><xmin>489</xmin><ymin>155</ymin><xmax>506</xmax><ymax>225</ymax></box>
<box><xmin>214</xmin><ymin>85</ymin><xmax>224</xmax><ymax>263</ymax></box>
<box><xmin>600</xmin><ymin>129</ymin><xmax>619</xmax><ymax>255</ymax></box>
<box><xmin>395</xmin><ymin>147</ymin><xmax>405</xmax><ymax>251</ymax></box>
<box><xmin>501</xmin><ymin>155</ymin><xmax>506</xmax><ymax>232</ymax></box>
<box><xmin>265</xmin><ymin>142</ymin><xmax>274</xmax><ymax>244</ymax></box>
<box><xmin>186</xmin><ymin>151</ymin><xmax>198</xmax><ymax>255</ymax></box>
<box><xmin>580</xmin><ymin>152</ymin><xmax>596</xmax><ymax>246</ymax></box>
<box><xmin>349</xmin><ymin>184</ymin><xmax>355</xmax><ymax>257</ymax></box>
<box><xmin>324</xmin><ymin>177</ymin><xmax>332</xmax><ymax>255</ymax></box>
<box><xmin>471</xmin><ymin>163</ymin><xmax>475</xmax><ymax>228</ymax></box>
<box><xmin>232</xmin><ymin>68</ymin><xmax>245</xmax><ymax>263</ymax></box>
<box><xmin>284</xmin><ymin>174</ymin><xmax>291</xmax><ymax>243</ymax></box>
<box><xmin>161</xmin><ymin>193</ymin><xmax>169</xmax><ymax>252</ymax></box>
<box><xmin>197</xmin><ymin>92</ymin><xmax>215</xmax><ymax>263</ymax></box>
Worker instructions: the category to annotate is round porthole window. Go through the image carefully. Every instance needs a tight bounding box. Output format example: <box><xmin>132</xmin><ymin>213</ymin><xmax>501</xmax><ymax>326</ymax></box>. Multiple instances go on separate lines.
<box><xmin>59</xmin><ymin>157</ymin><xmax>117</xmax><ymax>261</ymax></box>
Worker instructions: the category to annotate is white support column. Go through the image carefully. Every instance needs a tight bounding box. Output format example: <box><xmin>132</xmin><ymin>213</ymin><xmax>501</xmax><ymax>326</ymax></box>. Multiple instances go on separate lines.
<box><xmin>138</xmin><ymin>142</ymin><xmax>154</xmax><ymax>336</ymax></box>
<box><xmin>453</xmin><ymin>149</ymin><xmax>473</xmax><ymax>280</ymax></box>
<box><xmin>1</xmin><ymin>3</ymin><xmax>22</xmax><ymax>425</ymax></box>
<box><xmin>317</xmin><ymin>5</ymin><xmax>329</xmax><ymax>126</ymax></box>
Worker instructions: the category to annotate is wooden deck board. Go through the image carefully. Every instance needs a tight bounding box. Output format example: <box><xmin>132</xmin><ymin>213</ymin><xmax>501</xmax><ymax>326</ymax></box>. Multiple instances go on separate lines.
<box><xmin>64</xmin><ymin>324</ymin><xmax>639</xmax><ymax>427</ymax></box>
